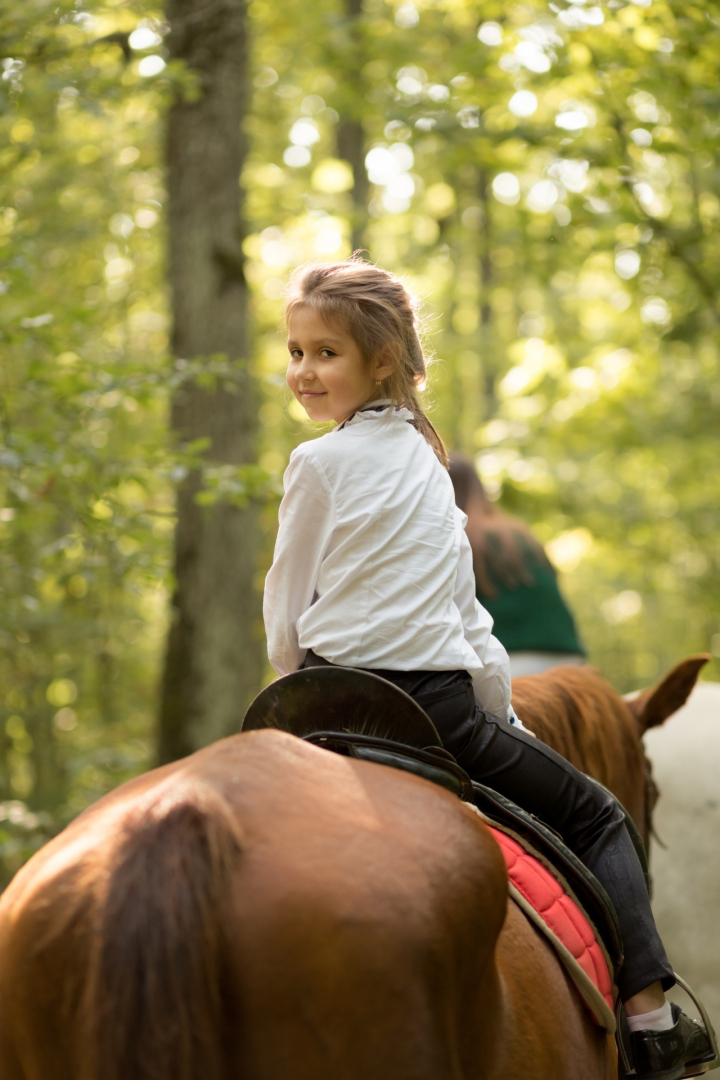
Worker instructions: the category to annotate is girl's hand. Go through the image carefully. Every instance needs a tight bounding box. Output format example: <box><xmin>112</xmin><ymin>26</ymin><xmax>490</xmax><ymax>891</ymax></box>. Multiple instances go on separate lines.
<box><xmin>509</xmin><ymin>709</ymin><xmax>536</xmax><ymax>736</ymax></box>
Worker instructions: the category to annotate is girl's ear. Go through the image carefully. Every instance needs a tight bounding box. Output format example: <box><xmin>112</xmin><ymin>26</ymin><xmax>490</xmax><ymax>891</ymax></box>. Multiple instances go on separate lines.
<box><xmin>372</xmin><ymin>342</ymin><xmax>401</xmax><ymax>383</ymax></box>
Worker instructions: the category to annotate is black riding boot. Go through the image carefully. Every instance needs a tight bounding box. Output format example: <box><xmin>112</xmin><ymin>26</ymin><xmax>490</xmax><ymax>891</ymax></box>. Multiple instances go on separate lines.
<box><xmin>616</xmin><ymin>976</ymin><xmax>719</xmax><ymax>1080</ymax></box>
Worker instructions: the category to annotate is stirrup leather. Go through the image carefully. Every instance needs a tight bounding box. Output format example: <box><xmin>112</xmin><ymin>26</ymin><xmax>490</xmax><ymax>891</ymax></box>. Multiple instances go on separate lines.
<box><xmin>615</xmin><ymin>974</ymin><xmax>720</xmax><ymax>1078</ymax></box>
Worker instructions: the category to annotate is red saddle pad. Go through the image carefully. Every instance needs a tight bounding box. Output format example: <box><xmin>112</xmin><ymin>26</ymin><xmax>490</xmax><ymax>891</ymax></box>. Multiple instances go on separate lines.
<box><xmin>489</xmin><ymin>826</ymin><xmax>615</xmax><ymax>1029</ymax></box>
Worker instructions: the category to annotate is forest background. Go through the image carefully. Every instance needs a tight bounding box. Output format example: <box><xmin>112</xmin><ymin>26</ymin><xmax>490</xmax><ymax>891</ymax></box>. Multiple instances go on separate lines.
<box><xmin>1</xmin><ymin>0</ymin><xmax>719</xmax><ymax>884</ymax></box>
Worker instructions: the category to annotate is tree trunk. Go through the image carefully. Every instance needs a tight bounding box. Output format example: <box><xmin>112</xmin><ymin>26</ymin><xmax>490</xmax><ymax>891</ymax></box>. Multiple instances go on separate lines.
<box><xmin>158</xmin><ymin>0</ymin><xmax>263</xmax><ymax>763</ymax></box>
<box><xmin>477</xmin><ymin>167</ymin><xmax>497</xmax><ymax>418</ymax></box>
<box><xmin>337</xmin><ymin>0</ymin><xmax>369</xmax><ymax>254</ymax></box>
<box><xmin>337</xmin><ymin>116</ymin><xmax>369</xmax><ymax>254</ymax></box>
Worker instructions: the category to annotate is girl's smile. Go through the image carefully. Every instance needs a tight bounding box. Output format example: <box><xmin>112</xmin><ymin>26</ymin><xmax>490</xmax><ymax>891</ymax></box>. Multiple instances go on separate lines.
<box><xmin>286</xmin><ymin>306</ymin><xmax>392</xmax><ymax>424</ymax></box>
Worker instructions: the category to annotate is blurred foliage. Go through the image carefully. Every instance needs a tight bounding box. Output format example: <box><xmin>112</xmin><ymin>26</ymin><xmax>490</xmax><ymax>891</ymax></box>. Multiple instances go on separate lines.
<box><xmin>0</xmin><ymin>0</ymin><xmax>175</xmax><ymax>884</ymax></box>
<box><xmin>0</xmin><ymin>0</ymin><xmax>718</xmax><ymax>882</ymax></box>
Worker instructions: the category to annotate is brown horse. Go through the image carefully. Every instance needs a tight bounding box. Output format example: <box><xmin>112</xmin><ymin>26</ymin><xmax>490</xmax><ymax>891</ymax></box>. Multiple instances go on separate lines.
<box><xmin>0</xmin><ymin>659</ymin><xmax>705</xmax><ymax>1080</ymax></box>
<box><xmin>512</xmin><ymin>653</ymin><xmax>709</xmax><ymax>848</ymax></box>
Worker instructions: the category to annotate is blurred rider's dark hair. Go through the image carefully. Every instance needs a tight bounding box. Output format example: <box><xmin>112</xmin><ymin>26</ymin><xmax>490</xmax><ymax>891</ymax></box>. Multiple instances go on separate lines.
<box><xmin>448</xmin><ymin>453</ymin><xmax>552</xmax><ymax>599</ymax></box>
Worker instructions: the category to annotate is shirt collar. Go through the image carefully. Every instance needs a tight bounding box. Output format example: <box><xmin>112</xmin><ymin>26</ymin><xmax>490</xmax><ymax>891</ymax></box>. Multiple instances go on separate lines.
<box><xmin>336</xmin><ymin>400</ymin><xmax>415</xmax><ymax>431</ymax></box>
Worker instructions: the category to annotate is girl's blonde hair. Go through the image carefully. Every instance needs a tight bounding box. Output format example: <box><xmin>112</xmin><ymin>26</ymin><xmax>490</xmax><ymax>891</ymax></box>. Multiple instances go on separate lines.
<box><xmin>284</xmin><ymin>258</ymin><xmax>448</xmax><ymax>467</ymax></box>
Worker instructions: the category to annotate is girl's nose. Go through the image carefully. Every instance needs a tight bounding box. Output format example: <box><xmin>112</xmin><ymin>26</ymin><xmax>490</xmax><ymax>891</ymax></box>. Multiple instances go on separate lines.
<box><xmin>295</xmin><ymin>355</ymin><xmax>316</xmax><ymax>382</ymax></box>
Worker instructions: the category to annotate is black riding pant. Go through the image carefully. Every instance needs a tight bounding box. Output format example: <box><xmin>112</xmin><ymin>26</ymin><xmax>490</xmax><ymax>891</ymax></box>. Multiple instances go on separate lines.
<box><xmin>302</xmin><ymin>654</ymin><xmax>673</xmax><ymax>1002</ymax></box>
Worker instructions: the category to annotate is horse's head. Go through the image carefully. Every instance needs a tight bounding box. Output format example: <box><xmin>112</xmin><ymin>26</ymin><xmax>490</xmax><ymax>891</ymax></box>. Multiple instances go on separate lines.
<box><xmin>626</xmin><ymin>654</ymin><xmax>710</xmax><ymax>849</ymax></box>
<box><xmin>511</xmin><ymin>655</ymin><xmax>710</xmax><ymax>855</ymax></box>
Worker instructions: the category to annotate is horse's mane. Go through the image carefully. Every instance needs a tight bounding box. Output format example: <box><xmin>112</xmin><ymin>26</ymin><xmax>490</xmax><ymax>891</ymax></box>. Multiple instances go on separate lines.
<box><xmin>511</xmin><ymin>665</ymin><xmax>648</xmax><ymax>832</ymax></box>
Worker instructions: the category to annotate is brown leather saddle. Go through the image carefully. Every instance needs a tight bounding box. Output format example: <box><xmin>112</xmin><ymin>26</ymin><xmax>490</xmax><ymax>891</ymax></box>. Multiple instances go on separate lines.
<box><xmin>242</xmin><ymin>666</ymin><xmax>475</xmax><ymax>801</ymax></box>
<box><xmin>241</xmin><ymin>666</ymin><xmax>624</xmax><ymax>980</ymax></box>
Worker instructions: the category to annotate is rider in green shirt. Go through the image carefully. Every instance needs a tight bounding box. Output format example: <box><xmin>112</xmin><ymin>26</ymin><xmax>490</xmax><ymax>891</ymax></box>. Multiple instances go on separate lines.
<box><xmin>449</xmin><ymin>455</ymin><xmax>585</xmax><ymax>677</ymax></box>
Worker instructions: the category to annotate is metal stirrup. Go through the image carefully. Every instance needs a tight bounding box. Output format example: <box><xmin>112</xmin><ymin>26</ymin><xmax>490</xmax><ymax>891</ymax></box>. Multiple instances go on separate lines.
<box><xmin>674</xmin><ymin>974</ymin><xmax>720</xmax><ymax>1070</ymax></box>
<box><xmin>615</xmin><ymin>973</ymin><xmax>720</xmax><ymax>1078</ymax></box>
<box><xmin>615</xmin><ymin>992</ymin><xmax>634</xmax><ymax>1077</ymax></box>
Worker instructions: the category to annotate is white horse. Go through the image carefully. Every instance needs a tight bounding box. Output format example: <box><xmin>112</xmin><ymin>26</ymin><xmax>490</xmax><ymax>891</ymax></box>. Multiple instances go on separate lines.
<box><xmin>643</xmin><ymin>681</ymin><xmax>720</xmax><ymax>1029</ymax></box>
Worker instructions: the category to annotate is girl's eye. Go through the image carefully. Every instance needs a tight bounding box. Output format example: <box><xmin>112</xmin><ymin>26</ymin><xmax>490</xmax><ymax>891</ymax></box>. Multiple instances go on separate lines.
<box><xmin>289</xmin><ymin>349</ymin><xmax>302</xmax><ymax>359</ymax></box>
<box><xmin>319</xmin><ymin>349</ymin><xmax>335</xmax><ymax>358</ymax></box>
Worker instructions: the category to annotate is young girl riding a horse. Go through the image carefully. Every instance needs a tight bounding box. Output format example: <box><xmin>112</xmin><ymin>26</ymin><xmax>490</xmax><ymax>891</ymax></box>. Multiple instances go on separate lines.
<box><xmin>264</xmin><ymin>258</ymin><xmax>714</xmax><ymax>1080</ymax></box>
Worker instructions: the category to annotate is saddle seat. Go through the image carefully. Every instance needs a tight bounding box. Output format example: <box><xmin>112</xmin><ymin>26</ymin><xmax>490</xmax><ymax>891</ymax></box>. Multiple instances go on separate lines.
<box><xmin>242</xmin><ymin>665</ymin><xmax>475</xmax><ymax>799</ymax></box>
<box><xmin>243</xmin><ymin>666</ymin><xmax>623</xmax><ymax>1028</ymax></box>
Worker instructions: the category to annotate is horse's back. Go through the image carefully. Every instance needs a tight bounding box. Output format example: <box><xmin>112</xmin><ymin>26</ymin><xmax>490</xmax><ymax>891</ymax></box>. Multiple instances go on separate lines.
<box><xmin>0</xmin><ymin>730</ymin><xmax>509</xmax><ymax>1080</ymax></box>
<box><xmin>198</xmin><ymin>732</ymin><xmax>509</xmax><ymax>1079</ymax></box>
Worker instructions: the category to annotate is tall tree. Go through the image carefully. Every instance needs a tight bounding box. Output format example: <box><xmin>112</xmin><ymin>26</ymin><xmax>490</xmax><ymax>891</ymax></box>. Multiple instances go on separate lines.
<box><xmin>158</xmin><ymin>0</ymin><xmax>263</xmax><ymax>762</ymax></box>
<box><xmin>335</xmin><ymin>0</ymin><xmax>369</xmax><ymax>253</ymax></box>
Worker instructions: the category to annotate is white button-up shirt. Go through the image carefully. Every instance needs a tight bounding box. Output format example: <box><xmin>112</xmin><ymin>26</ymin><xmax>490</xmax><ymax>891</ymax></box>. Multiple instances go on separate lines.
<box><xmin>264</xmin><ymin>404</ymin><xmax>513</xmax><ymax>721</ymax></box>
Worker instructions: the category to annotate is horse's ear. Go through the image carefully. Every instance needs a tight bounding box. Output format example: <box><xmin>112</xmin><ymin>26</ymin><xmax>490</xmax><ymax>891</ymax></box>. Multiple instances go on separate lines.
<box><xmin>628</xmin><ymin>654</ymin><xmax>710</xmax><ymax>733</ymax></box>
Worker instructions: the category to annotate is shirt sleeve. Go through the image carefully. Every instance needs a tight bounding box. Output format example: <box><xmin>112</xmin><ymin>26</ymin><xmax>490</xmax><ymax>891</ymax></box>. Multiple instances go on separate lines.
<box><xmin>263</xmin><ymin>448</ymin><xmax>336</xmax><ymax>677</ymax></box>
<box><xmin>454</xmin><ymin>512</ymin><xmax>513</xmax><ymax>721</ymax></box>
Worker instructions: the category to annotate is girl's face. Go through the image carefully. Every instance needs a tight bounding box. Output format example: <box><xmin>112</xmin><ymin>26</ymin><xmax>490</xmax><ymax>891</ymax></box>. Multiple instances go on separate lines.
<box><xmin>286</xmin><ymin>306</ymin><xmax>391</xmax><ymax>424</ymax></box>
